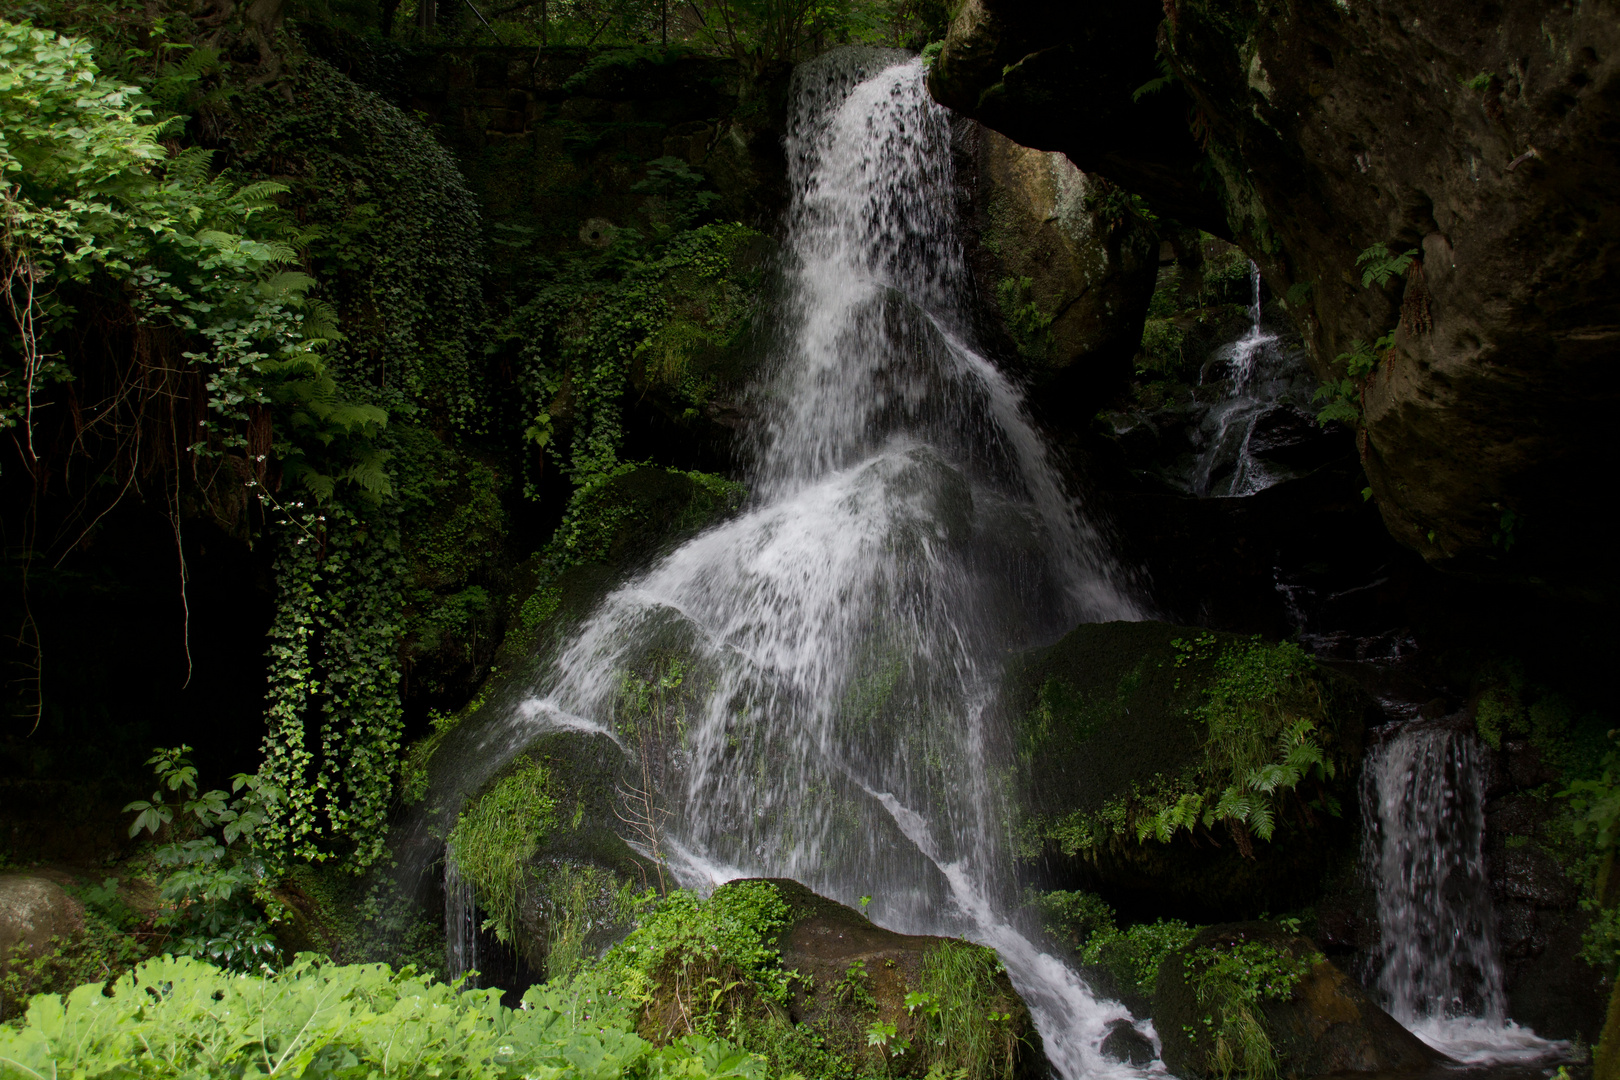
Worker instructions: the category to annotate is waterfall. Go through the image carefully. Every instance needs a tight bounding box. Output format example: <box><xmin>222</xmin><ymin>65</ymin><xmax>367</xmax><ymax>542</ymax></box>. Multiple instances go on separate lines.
<box><xmin>1189</xmin><ymin>262</ymin><xmax>1291</xmax><ymax>496</ymax></box>
<box><xmin>501</xmin><ymin>49</ymin><xmax>1149</xmax><ymax>1077</ymax></box>
<box><xmin>445</xmin><ymin>853</ymin><xmax>480</xmax><ymax>986</ymax></box>
<box><xmin>1362</xmin><ymin>726</ymin><xmax>1558</xmax><ymax>1063</ymax></box>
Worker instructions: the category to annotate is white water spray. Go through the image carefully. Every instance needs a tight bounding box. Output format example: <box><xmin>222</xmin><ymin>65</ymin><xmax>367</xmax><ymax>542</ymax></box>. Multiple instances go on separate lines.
<box><xmin>1363</xmin><ymin>726</ymin><xmax>1560</xmax><ymax>1063</ymax></box>
<box><xmin>499</xmin><ymin>50</ymin><xmax>1149</xmax><ymax>1076</ymax></box>
<box><xmin>1190</xmin><ymin>262</ymin><xmax>1289</xmax><ymax>496</ymax></box>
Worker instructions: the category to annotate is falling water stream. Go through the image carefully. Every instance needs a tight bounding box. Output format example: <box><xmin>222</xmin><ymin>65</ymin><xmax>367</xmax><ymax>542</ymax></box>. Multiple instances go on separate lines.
<box><xmin>1363</xmin><ymin>726</ymin><xmax>1561</xmax><ymax>1064</ymax></box>
<box><xmin>1189</xmin><ymin>264</ymin><xmax>1309</xmax><ymax>498</ymax></box>
<box><xmin>436</xmin><ymin>50</ymin><xmax>1563</xmax><ymax>1078</ymax></box>
<box><xmin>482</xmin><ymin>50</ymin><xmax>1150</xmax><ymax>1077</ymax></box>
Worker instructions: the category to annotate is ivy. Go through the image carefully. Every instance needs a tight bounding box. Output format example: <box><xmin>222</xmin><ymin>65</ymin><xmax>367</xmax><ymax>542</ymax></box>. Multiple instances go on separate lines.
<box><xmin>511</xmin><ymin>218</ymin><xmax>765</xmax><ymax>494</ymax></box>
<box><xmin>258</xmin><ymin>503</ymin><xmax>407</xmax><ymax>869</ymax></box>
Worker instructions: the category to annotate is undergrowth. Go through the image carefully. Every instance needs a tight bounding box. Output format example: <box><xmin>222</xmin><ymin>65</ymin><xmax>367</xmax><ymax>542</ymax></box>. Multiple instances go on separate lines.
<box><xmin>1047</xmin><ymin>635</ymin><xmax>1343</xmax><ymax>859</ymax></box>
<box><xmin>1180</xmin><ymin>930</ymin><xmax>1313</xmax><ymax>1080</ymax></box>
<box><xmin>911</xmin><ymin>942</ymin><xmax>1022</xmax><ymax>1080</ymax></box>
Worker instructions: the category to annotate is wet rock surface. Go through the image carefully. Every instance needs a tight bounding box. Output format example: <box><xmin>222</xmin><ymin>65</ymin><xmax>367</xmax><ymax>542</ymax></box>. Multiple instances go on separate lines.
<box><xmin>930</xmin><ymin>0</ymin><xmax>1620</xmax><ymax>596</ymax></box>
<box><xmin>951</xmin><ymin>121</ymin><xmax>1158</xmax><ymax>412</ymax></box>
<box><xmin>1155</xmin><ymin>922</ymin><xmax>1443</xmax><ymax>1078</ymax></box>
<box><xmin>1099</xmin><ymin>1018</ymin><xmax>1156</xmax><ymax>1066</ymax></box>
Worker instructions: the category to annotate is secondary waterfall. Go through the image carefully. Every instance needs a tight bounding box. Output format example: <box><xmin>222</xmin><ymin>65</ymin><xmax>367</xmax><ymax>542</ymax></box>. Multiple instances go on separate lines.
<box><xmin>1362</xmin><ymin>726</ymin><xmax>1556</xmax><ymax>1063</ymax></box>
<box><xmin>499</xmin><ymin>49</ymin><xmax>1148</xmax><ymax>1077</ymax></box>
<box><xmin>1188</xmin><ymin>262</ymin><xmax>1317</xmax><ymax>497</ymax></box>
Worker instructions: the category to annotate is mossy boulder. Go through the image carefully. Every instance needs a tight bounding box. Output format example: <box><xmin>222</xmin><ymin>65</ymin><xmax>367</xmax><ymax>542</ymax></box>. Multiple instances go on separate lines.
<box><xmin>954</xmin><ymin>123</ymin><xmax>1158</xmax><ymax>414</ymax></box>
<box><xmin>447</xmin><ymin>729</ymin><xmax>656</xmax><ymax>977</ymax></box>
<box><xmin>1154</xmin><ymin>922</ymin><xmax>1439</xmax><ymax>1079</ymax></box>
<box><xmin>1011</xmin><ymin>620</ymin><xmax>1370</xmax><ymax>920</ymax></box>
<box><xmin>494</xmin><ymin>464</ymin><xmax>745</xmax><ymax>673</ymax></box>
<box><xmin>722</xmin><ymin>880</ymin><xmax>1047</xmax><ymax>1080</ymax></box>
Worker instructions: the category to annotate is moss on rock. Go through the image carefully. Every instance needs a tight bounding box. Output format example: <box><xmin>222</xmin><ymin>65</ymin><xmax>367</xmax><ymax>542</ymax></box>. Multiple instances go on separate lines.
<box><xmin>1011</xmin><ymin>620</ymin><xmax>1369</xmax><ymax>919</ymax></box>
<box><xmin>1154</xmin><ymin>922</ymin><xmax>1439</xmax><ymax>1079</ymax></box>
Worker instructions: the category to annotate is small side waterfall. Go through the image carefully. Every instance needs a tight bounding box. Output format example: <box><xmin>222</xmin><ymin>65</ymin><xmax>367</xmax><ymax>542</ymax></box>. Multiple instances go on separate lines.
<box><xmin>445</xmin><ymin>855</ymin><xmax>480</xmax><ymax>986</ymax></box>
<box><xmin>1189</xmin><ymin>263</ymin><xmax>1308</xmax><ymax>497</ymax></box>
<box><xmin>1362</xmin><ymin>726</ymin><xmax>1558</xmax><ymax>1063</ymax></box>
<box><xmin>1363</xmin><ymin>727</ymin><xmax>1503</xmax><ymax>1023</ymax></box>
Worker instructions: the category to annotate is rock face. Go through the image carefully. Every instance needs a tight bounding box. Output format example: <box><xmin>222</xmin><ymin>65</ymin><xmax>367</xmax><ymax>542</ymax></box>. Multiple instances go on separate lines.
<box><xmin>1155</xmin><ymin>922</ymin><xmax>1442</xmax><ymax>1078</ymax></box>
<box><xmin>758</xmin><ymin>880</ymin><xmax>1049</xmax><ymax>1080</ymax></box>
<box><xmin>930</xmin><ymin>0</ymin><xmax>1620</xmax><ymax>596</ymax></box>
<box><xmin>929</xmin><ymin>0</ymin><xmax>1224</xmax><ymax>232</ymax></box>
<box><xmin>953</xmin><ymin>123</ymin><xmax>1158</xmax><ymax>412</ymax></box>
<box><xmin>0</xmin><ymin>876</ymin><xmax>83</xmax><ymax>965</ymax></box>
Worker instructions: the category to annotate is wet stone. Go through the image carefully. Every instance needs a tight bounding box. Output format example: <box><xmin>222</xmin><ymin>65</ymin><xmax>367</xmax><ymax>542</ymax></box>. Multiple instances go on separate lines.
<box><xmin>1099</xmin><ymin>1019</ymin><xmax>1155</xmax><ymax>1066</ymax></box>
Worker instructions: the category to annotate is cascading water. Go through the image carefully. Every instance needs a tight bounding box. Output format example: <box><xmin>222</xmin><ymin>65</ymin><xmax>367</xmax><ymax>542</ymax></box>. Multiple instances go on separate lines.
<box><xmin>1362</xmin><ymin>726</ymin><xmax>1559</xmax><ymax>1063</ymax></box>
<box><xmin>491</xmin><ymin>49</ymin><xmax>1151</xmax><ymax>1077</ymax></box>
<box><xmin>445</xmin><ymin>855</ymin><xmax>480</xmax><ymax>988</ymax></box>
<box><xmin>1188</xmin><ymin>263</ymin><xmax>1318</xmax><ymax>497</ymax></box>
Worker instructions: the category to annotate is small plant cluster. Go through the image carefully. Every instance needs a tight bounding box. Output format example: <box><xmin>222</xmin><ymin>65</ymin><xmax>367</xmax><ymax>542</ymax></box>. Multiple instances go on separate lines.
<box><xmin>1180</xmin><ymin>928</ymin><xmax>1314</xmax><ymax>1080</ymax></box>
<box><xmin>1047</xmin><ymin>637</ymin><xmax>1341</xmax><ymax>860</ymax></box>
<box><xmin>605</xmin><ymin>880</ymin><xmax>795</xmax><ymax>1026</ymax></box>
<box><xmin>995</xmin><ymin>276</ymin><xmax>1054</xmax><ymax>361</ymax></box>
<box><xmin>1034</xmin><ymin>890</ymin><xmax>1197</xmax><ymax>1001</ymax></box>
<box><xmin>446</xmin><ymin>757</ymin><xmax>562</xmax><ymax>945</ymax></box>
<box><xmin>1311</xmin><ymin>242</ymin><xmax>1417</xmax><ymax>429</ymax></box>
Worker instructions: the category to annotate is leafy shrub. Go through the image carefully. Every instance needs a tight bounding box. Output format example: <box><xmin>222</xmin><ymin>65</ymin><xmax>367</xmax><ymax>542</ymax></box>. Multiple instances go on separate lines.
<box><xmin>0</xmin><ymin>954</ymin><xmax>764</xmax><ymax>1080</ymax></box>
<box><xmin>124</xmin><ymin>746</ymin><xmax>286</xmax><ymax>972</ymax></box>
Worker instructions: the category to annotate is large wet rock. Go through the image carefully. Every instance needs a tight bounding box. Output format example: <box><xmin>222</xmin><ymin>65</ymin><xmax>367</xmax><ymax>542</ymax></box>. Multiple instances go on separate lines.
<box><xmin>929</xmin><ymin>0</ymin><xmax>1620</xmax><ymax>597</ymax></box>
<box><xmin>929</xmin><ymin>0</ymin><xmax>1224</xmax><ymax>233</ymax></box>
<box><xmin>953</xmin><ymin>122</ymin><xmax>1158</xmax><ymax>412</ymax></box>
<box><xmin>751</xmin><ymin>879</ymin><xmax>1048</xmax><ymax>1080</ymax></box>
<box><xmin>0</xmin><ymin>876</ymin><xmax>83</xmax><ymax>966</ymax></box>
<box><xmin>1155</xmin><ymin>922</ymin><xmax>1442</xmax><ymax>1078</ymax></box>
<box><xmin>1009</xmin><ymin>620</ymin><xmax>1369</xmax><ymax>920</ymax></box>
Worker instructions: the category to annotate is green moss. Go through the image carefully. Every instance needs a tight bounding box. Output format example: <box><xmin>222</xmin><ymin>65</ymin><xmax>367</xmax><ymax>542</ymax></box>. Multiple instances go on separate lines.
<box><xmin>995</xmin><ymin>275</ymin><xmax>1054</xmax><ymax>361</ymax></box>
<box><xmin>544</xmin><ymin>464</ymin><xmax>746</xmax><ymax>578</ymax></box>
<box><xmin>447</xmin><ymin>758</ymin><xmax>561</xmax><ymax>944</ymax></box>
<box><xmin>1476</xmin><ymin>686</ymin><xmax>1526</xmax><ymax>750</ymax></box>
